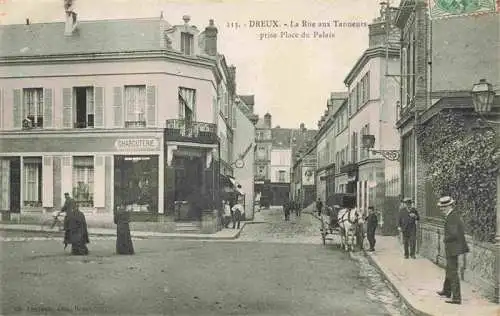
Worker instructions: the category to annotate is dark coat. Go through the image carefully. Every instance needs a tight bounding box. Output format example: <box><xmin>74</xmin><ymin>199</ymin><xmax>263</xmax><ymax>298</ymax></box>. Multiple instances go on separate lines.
<box><xmin>444</xmin><ymin>210</ymin><xmax>469</xmax><ymax>257</ymax></box>
<box><xmin>64</xmin><ymin>209</ymin><xmax>89</xmax><ymax>245</ymax></box>
<box><xmin>398</xmin><ymin>207</ymin><xmax>419</xmax><ymax>233</ymax></box>
<box><xmin>366</xmin><ymin>213</ymin><xmax>378</xmax><ymax>234</ymax></box>
<box><xmin>114</xmin><ymin>209</ymin><xmax>134</xmax><ymax>255</ymax></box>
<box><xmin>61</xmin><ymin>197</ymin><xmax>77</xmax><ymax>213</ymax></box>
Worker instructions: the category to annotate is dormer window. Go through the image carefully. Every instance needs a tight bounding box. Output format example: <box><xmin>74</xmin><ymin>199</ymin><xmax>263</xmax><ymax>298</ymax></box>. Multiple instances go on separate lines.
<box><xmin>181</xmin><ymin>32</ymin><xmax>193</xmax><ymax>55</ymax></box>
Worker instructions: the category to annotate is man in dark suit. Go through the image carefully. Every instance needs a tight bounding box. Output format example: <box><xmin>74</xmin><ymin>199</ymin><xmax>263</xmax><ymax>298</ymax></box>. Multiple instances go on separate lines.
<box><xmin>436</xmin><ymin>196</ymin><xmax>469</xmax><ymax>305</ymax></box>
<box><xmin>365</xmin><ymin>206</ymin><xmax>378</xmax><ymax>251</ymax></box>
<box><xmin>397</xmin><ymin>197</ymin><xmax>420</xmax><ymax>258</ymax></box>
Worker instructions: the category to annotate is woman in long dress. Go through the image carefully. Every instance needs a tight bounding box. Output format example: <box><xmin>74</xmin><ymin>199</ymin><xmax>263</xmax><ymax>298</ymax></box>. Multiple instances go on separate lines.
<box><xmin>114</xmin><ymin>205</ymin><xmax>135</xmax><ymax>255</ymax></box>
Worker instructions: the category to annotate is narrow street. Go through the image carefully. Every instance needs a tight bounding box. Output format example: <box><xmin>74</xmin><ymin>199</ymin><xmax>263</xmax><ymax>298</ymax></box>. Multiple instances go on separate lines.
<box><xmin>1</xmin><ymin>208</ymin><xmax>411</xmax><ymax>316</ymax></box>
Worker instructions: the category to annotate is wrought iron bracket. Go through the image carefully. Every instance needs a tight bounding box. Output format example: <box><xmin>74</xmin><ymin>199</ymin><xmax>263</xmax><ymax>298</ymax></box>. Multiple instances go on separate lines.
<box><xmin>369</xmin><ymin>149</ymin><xmax>400</xmax><ymax>161</ymax></box>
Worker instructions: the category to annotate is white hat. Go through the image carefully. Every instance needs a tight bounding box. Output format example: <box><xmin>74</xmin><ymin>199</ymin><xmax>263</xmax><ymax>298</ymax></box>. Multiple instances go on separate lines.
<box><xmin>437</xmin><ymin>196</ymin><xmax>455</xmax><ymax>207</ymax></box>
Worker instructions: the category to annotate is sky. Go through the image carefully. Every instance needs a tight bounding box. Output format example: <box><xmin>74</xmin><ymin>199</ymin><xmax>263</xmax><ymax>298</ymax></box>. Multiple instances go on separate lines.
<box><xmin>0</xmin><ymin>0</ymin><xmax>396</xmax><ymax>129</ymax></box>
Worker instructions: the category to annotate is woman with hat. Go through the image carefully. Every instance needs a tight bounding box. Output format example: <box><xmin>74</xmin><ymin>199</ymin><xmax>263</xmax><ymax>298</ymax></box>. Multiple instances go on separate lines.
<box><xmin>436</xmin><ymin>196</ymin><xmax>469</xmax><ymax>305</ymax></box>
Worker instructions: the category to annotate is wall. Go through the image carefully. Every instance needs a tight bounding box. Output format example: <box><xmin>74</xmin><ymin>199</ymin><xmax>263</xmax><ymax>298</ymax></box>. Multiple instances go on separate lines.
<box><xmin>270</xmin><ymin>149</ymin><xmax>291</xmax><ymax>183</ymax></box>
<box><xmin>432</xmin><ymin>13</ymin><xmax>499</xmax><ymax>93</ymax></box>
<box><xmin>233</xmin><ymin>105</ymin><xmax>255</xmax><ymax>219</ymax></box>
<box><xmin>1</xmin><ymin>58</ymin><xmax>217</xmax><ymax>130</ymax></box>
<box><xmin>420</xmin><ymin>221</ymin><xmax>498</xmax><ymax>303</ymax></box>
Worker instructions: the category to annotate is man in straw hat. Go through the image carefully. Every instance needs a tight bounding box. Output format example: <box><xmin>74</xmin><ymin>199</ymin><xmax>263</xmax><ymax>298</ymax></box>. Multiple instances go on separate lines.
<box><xmin>436</xmin><ymin>196</ymin><xmax>469</xmax><ymax>305</ymax></box>
<box><xmin>397</xmin><ymin>197</ymin><xmax>420</xmax><ymax>259</ymax></box>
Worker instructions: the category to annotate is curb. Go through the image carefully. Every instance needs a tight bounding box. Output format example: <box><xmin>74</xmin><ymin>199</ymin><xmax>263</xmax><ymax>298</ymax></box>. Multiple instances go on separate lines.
<box><xmin>361</xmin><ymin>250</ymin><xmax>431</xmax><ymax>316</ymax></box>
<box><xmin>0</xmin><ymin>223</ymin><xmax>250</xmax><ymax>241</ymax></box>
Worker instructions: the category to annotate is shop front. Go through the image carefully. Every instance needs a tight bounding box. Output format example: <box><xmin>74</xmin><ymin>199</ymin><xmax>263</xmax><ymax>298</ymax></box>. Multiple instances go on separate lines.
<box><xmin>0</xmin><ymin>132</ymin><xmax>164</xmax><ymax>216</ymax></box>
<box><xmin>164</xmin><ymin>143</ymin><xmax>219</xmax><ymax>222</ymax></box>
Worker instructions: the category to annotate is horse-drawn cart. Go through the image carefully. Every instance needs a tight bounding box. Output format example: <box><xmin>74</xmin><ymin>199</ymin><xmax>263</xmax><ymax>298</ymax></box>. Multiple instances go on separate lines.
<box><xmin>315</xmin><ymin>193</ymin><xmax>364</xmax><ymax>251</ymax></box>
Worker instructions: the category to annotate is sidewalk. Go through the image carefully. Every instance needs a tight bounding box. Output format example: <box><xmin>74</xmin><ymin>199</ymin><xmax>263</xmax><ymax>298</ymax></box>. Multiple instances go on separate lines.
<box><xmin>365</xmin><ymin>235</ymin><xmax>499</xmax><ymax>316</ymax></box>
<box><xmin>0</xmin><ymin>222</ymin><xmax>248</xmax><ymax>241</ymax></box>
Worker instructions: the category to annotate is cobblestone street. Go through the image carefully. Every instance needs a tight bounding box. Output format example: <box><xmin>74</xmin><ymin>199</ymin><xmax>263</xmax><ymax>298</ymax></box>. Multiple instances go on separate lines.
<box><xmin>0</xmin><ymin>207</ymin><xmax>414</xmax><ymax>316</ymax></box>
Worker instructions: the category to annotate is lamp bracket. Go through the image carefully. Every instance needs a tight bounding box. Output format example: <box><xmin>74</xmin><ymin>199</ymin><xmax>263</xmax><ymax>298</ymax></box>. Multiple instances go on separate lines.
<box><xmin>369</xmin><ymin>149</ymin><xmax>400</xmax><ymax>161</ymax></box>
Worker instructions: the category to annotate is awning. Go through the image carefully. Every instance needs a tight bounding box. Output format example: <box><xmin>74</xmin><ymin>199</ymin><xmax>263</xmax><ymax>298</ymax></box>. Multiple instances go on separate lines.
<box><xmin>220</xmin><ymin>174</ymin><xmax>245</xmax><ymax>195</ymax></box>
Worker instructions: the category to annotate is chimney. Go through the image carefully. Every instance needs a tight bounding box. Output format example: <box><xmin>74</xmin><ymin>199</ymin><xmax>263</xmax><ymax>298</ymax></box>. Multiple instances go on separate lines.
<box><xmin>64</xmin><ymin>0</ymin><xmax>78</xmax><ymax>36</ymax></box>
<box><xmin>204</xmin><ymin>19</ymin><xmax>218</xmax><ymax>56</ymax></box>
<box><xmin>264</xmin><ymin>113</ymin><xmax>272</xmax><ymax>128</ymax></box>
<box><xmin>300</xmin><ymin>123</ymin><xmax>305</xmax><ymax>131</ymax></box>
<box><xmin>368</xmin><ymin>2</ymin><xmax>399</xmax><ymax>48</ymax></box>
<box><xmin>26</xmin><ymin>18</ymin><xmax>30</xmax><ymax>25</ymax></box>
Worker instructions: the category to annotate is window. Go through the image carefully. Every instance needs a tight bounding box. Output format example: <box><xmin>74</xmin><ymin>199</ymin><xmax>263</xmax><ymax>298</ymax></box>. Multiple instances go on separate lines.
<box><xmin>364</xmin><ymin>72</ymin><xmax>370</xmax><ymax>102</ymax></box>
<box><xmin>360</xmin><ymin>124</ymin><xmax>370</xmax><ymax>159</ymax></box>
<box><xmin>73</xmin><ymin>156</ymin><xmax>94</xmax><ymax>207</ymax></box>
<box><xmin>278</xmin><ymin>170</ymin><xmax>286</xmax><ymax>182</ymax></box>
<box><xmin>23</xmin><ymin>157</ymin><xmax>42</xmax><ymax>207</ymax></box>
<box><xmin>23</xmin><ymin>88</ymin><xmax>43</xmax><ymax>128</ymax></box>
<box><xmin>125</xmin><ymin>85</ymin><xmax>146</xmax><ymax>127</ymax></box>
<box><xmin>74</xmin><ymin>87</ymin><xmax>94</xmax><ymax>128</ymax></box>
<box><xmin>351</xmin><ymin>132</ymin><xmax>358</xmax><ymax>163</ymax></box>
<box><xmin>181</xmin><ymin>32</ymin><xmax>193</xmax><ymax>55</ymax></box>
<box><xmin>258</xmin><ymin>166</ymin><xmax>265</xmax><ymax>175</ymax></box>
<box><xmin>179</xmin><ymin>87</ymin><xmax>196</xmax><ymax>131</ymax></box>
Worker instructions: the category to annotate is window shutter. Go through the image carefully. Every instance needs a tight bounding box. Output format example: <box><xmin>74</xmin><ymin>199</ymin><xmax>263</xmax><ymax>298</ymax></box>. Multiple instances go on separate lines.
<box><xmin>13</xmin><ymin>89</ymin><xmax>22</xmax><ymax>128</ymax></box>
<box><xmin>60</xmin><ymin>156</ymin><xmax>72</xmax><ymax>205</ymax></box>
<box><xmin>0</xmin><ymin>159</ymin><xmax>10</xmax><ymax>210</ymax></box>
<box><xmin>146</xmin><ymin>85</ymin><xmax>156</xmax><ymax>127</ymax></box>
<box><xmin>42</xmin><ymin>156</ymin><xmax>54</xmax><ymax>207</ymax></box>
<box><xmin>94</xmin><ymin>87</ymin><xmax>104</xmax><ymax>127</ymax></box>
<box><xmin>94</xmin><ymin>155</ymin><xmax>105</xmax><ymax>207</ymax></box>
<box><xmin>62</xmin><ymin>88</ymin><xmax>72</xmax><ymax>128</ymax></box>
<box><xmin>113</xmin><ymin>87</ymin><xmax>123</xmax><ymax>127</ymax></box>
<box><xmin>44</xmin><ymin>89</ymin><xmax>53</xmax><ymax>128</ymax></box>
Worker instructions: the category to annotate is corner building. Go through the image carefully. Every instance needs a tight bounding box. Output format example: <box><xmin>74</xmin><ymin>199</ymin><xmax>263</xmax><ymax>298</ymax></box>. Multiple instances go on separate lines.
<box><xmin>0</xmin><ymin>12</ymin><xmax>236</xmax><ymax>224</ymax></box>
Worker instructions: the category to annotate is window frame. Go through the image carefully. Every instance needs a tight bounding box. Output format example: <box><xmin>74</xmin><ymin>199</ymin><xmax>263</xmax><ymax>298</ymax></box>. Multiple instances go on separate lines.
<box><xmin>23</xmin><ymin>88</ymin><xmax>44</xmax><ymax>128</ymax></box>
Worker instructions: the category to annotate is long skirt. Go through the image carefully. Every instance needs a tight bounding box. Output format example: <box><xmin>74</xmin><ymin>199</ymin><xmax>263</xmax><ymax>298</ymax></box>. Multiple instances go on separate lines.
<box><xmin>71</xmin><ymin>241</ymin><xmax>89</xmax><ymax>255</ymax></box>
<box><xmin>116</xmin><ymin>223</ymin><xmax>134</xmax><ymax>255</ymax></box>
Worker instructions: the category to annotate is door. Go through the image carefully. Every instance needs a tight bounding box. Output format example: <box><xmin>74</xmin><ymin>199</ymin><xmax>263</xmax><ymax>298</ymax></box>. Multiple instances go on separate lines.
<box><xmin>10</xmin><ymin>158</ymin><xmax>21</xmax><ymax>213</ymax></box>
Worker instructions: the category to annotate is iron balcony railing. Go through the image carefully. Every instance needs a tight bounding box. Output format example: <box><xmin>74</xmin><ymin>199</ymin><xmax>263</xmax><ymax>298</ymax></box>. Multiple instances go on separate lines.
<box><xmin>165</xmin><ymin>119</ymin><xmax>218</xmax><ymax>144</ymax></box>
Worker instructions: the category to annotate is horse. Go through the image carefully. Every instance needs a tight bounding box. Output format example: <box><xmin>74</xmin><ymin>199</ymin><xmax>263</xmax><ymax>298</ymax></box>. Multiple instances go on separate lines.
<box><xmin>337</xmin><ymin>208</ymin><xmax>364</xmax><ymax>251</ymax></box>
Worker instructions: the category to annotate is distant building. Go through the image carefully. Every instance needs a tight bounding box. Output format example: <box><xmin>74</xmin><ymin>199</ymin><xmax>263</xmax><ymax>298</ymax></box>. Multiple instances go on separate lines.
<box><xmin>253</xmin><ymin>112</ymin><xmax>316</xmax><ymax>206</ymax></box>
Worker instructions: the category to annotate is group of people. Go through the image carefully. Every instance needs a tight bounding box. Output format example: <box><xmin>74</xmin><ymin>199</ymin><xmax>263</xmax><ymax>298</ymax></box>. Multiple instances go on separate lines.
<box><xmin>397</xmin><ymin>195</ymin><xmax>469</xmax><ymax>305</ymax></box>
<box><xmin>222</xmin><ymin>198</ymin><xmax>245</xmax><ymax>229</ymax></box>
<box><xmin>283</xmin><ymin>199</ymin><xmax>301</xmax><ymax>221</ymax></box>
<box><xmin>59</xmin><ymin>192</ymin><xmax>135</xmax><ymax>256</ymax></box>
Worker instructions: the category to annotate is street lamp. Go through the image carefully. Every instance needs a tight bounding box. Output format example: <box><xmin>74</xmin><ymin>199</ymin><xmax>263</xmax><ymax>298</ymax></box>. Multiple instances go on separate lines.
<box><xmin>471</xmin><ymin>78</ymin><xmax>499</xmax><ymax>303</ymax></box>
<box><xmin>361</xmin><ymin>134</ymin><xmax>400</xmax><ymax>161</ymax></box>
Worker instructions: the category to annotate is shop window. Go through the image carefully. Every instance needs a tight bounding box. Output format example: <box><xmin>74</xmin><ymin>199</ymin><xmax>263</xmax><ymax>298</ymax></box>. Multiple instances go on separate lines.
<box><xmin>74</xmin><ymin>87</ymin><xmax>94</xmax><ymax>128</ymax></box>
<box><xmin>23</xmin><ymin>157</ymin><xmax>42</xmax><ymax>207</ymax></box>
<box><xmin>23</xmin><ymin>88</ymin><xmax>44</xmax><ymax>128</ymax></box>
<box><xmin>125</xmin><ymin>85</ymin><xmax>146</xmax><ymax>127</ymax></box>
<box><xmin>73</xmin><ymin>156</ymin><xmax>94</xmax><ymax>207</ymax></box>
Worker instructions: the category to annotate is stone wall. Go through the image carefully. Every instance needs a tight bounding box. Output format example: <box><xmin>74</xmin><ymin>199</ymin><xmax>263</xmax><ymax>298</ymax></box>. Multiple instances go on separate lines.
<box><xmin>419</xmin><ymin>221</ymin><xmax>498</xmax><ymax>302</ymax></box>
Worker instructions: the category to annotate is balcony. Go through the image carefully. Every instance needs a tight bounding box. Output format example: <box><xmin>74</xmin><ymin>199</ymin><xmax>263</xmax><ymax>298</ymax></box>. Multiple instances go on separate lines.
<box><xmin>339</xmin><ymin>162</ymin><xmax>358</xmax><ymax>175</ymax></box>
<box><xmin>165</xmin><ymin>119</ymin><xmax>218</xmax><ymax>144</ymax></box>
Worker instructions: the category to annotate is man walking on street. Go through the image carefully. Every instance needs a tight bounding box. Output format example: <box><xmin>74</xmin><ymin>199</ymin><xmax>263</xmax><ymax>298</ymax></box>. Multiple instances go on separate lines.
<box><xmin>365</xmin><ymin>206</ymin><xmax>378</xmax><ymax>251</ymax></box>
<box><xmin>316</xmin><ymin>198</ymin><xmax>323</xmax><ymax>216</ymax></box>
<box><xmin>398</xmin><ymin>197</ymin><xmax>420</xmax><ymax>259</ymax></box>
<box><xmin>283</xmin><ymin>200</ymin><xmax>290</xmax><ymax>221</ymax></box>
<box><xmin>436</xmin><ymin>196</ymin><xmax>469</xmax><ymax>305</ymax></box>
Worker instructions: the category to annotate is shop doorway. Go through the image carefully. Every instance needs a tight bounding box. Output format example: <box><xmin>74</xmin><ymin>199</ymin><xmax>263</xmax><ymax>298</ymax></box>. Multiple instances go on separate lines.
<box><xmin>114</xmin><ymin>155</ymin><xmax>158</xmax><ymax>215</ymax></box>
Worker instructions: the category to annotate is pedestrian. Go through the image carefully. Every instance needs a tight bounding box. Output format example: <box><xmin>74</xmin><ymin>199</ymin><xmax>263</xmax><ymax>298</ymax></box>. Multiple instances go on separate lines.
<box><xmin>114</xmin><ymin>204</ymin><xmax>134</xmax><ymax>255</ymax></box>
<box><xmin>283</xmin><ymin>200</ymin><xmax>290</xmax><ymax>221</ymax></box>
<box><xmin>62</xmin><ymin>193</ymin><xmax>89</xmax><ymax>255</ymax></box>
<box><xmin>436</xmin><ymin>196</ymin><xmax>469</xmax><ymax>305</ymax></box>
<box><xmin>365</xmin><ymin>206</ymin><xmax>378</xmax><ymax>251</ymax></box>
<box><xmin>397</xmin><ymin>197</ymin><xmax>420</xmax><ymax>259</ymax></box>
<box><xmin>223</xmin><ymin>200</ymin><xmax>232</xmax><ymax>228</ymax></box>
<box><xmin>295</xmin><ymin>199</ymin><xmax>301</xmax><ymax>217</ymax></box>
<box><xmin>316</xmin><ymin>198</ymin><xmax>323</xmax><ymax>216</ymax></box>
<box><xmin>232</xmin><ymin>201</ymin><xmax>244</xmax><ymax>229</ymax></box>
